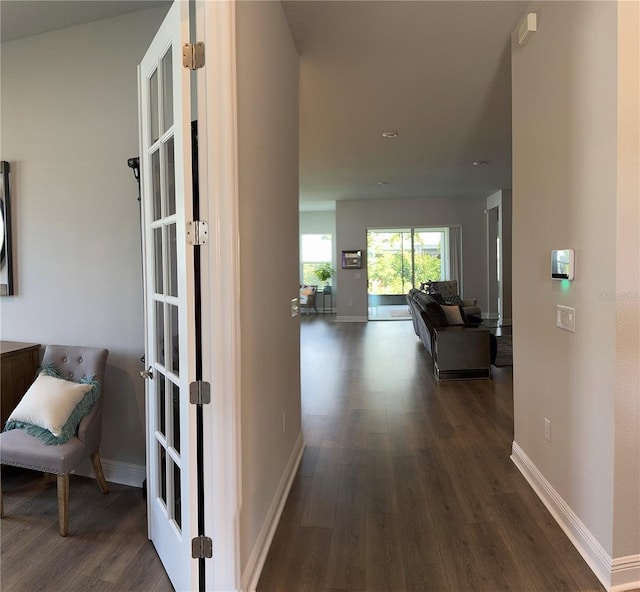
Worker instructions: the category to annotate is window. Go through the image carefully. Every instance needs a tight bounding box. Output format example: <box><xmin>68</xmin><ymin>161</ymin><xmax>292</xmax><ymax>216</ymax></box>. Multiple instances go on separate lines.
<box><xmin>366</xmin><ymin>227</ymin><xmax>450</xmax><ymax>295</ymax></box>
<box><xmin>300</xmin><ymin>234</ymin><xmax>332</xmax><ymax>285</ymax></box>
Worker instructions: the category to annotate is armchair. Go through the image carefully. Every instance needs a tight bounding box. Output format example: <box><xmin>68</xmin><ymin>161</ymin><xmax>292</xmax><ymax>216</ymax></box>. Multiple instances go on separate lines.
<box><xmin>0</xmin><ymin>345</ymin><xmax>109</xmax><ymax>536</ymax></box>
<box><xmin>299</xmin><ymin>285</ymin><xmax>318</xmax><ymax>315</ymax></box>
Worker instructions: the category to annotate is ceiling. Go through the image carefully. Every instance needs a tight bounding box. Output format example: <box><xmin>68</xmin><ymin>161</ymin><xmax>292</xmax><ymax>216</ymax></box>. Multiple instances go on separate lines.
<box><xmin>1</xmin><ymin>0</ymin><xmax>529</xmax><ymax>211</ymax></box>
<box><xmin>0</xmin><ymin>0</ymin><xmax>170</xmax><ymax>42</ymax></box>
<box><xmin>283</xmin><ymin>1</ymin><xmax>529</xmax><ymax>210</ymax></box>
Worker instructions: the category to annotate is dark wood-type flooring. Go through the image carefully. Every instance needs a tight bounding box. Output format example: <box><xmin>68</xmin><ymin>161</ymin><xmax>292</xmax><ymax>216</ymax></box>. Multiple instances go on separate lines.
<box><xmin>0</xmin><ymin>318</ymin><xmax>611</xmax><ymax>591</ymax></box>
<box><xmin>258</xmin><ymin>317</ymin><xmax>606</xmax><ymax>592</ymax></box>
<box><xmin>0</xmin><ymin>468</ymin><xmax>173</xmax><ymax>591</ymax></box>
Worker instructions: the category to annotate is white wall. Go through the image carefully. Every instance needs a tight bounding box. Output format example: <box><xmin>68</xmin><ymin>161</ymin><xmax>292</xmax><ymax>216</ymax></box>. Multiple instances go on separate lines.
<box><xmin>299</xmin><ymin>210</ymin><xmax>336</xmax><ymax>236</ymax></box>
<box><xmin>235</xmin><ymin>1</ymin><xmax>301</xmax><ymax>584</ymax></box>
<box><xmin>512</xmin><ymin>1</ymin><xmax>639</xmax><ymax>588</ymax></box>
<box><xmin>0</xmin><ymin>6</ymin><xmax>169</xmax><ymax>476</ymax></box>
<box><xmin>335</xmin><ymin>196</ymin><xmax>488</xmax><ymax>319</ymax></box>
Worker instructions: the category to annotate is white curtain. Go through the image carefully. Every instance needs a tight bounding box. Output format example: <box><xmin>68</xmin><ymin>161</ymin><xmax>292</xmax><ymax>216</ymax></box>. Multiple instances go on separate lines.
<box><xmin>449</xmin><ymin>226</ymin><xmax>463</xmax><ymax>291</ymax></box>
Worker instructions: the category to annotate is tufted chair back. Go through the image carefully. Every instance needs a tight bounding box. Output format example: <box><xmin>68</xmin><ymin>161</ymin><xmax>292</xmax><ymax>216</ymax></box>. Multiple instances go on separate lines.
<box><xmin>41</xmin><ymin>345</ymin><xmax>109</xmax><ymax>454</ymax></box>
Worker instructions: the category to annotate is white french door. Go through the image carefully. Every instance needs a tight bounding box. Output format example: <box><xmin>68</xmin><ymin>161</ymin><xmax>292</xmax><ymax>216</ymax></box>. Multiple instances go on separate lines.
<box><xmin>138</xmin><ymin>2</ymin><xmax>199</xmax><ymax>590</ymax></box>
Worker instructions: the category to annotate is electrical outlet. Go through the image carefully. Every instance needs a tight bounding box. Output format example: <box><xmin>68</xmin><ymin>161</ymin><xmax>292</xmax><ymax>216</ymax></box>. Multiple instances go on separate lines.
<box><xmin>544</xmin><ymin>417</ymin><xmax>551</xmax><ymax>442</ymax></box>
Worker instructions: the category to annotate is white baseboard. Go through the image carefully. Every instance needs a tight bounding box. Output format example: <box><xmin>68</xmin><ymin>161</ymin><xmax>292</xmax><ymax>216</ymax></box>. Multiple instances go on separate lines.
<box><xmin>611</xmin><ymin>555</ymin><xmax>640</xmax><ymax>592</ymax></box>
<box><xmin>72</xmin><ymin>457</ymin><xmax>146</xmax><ymax>488</ymax></box>
<box><xmin>335</xmin><ymin>315</ymin><xmax>368</xmax><ymax>322</ymax></box>
<box><xmin>511</xmin><ymin>442</ymin><xmax>639</xmax><ymax>592</ymax></box>
<box><xmin>242</xmin><ymin>433</ymin><xmax>305</xmax><ymax>592</ymax></box>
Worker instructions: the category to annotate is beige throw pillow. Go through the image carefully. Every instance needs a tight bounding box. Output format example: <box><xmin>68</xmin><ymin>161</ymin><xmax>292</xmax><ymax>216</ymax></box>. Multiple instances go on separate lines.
<box><xmin>7</xmin><ymin>373</ymin><xmax>92</xmax><ymax>437</ymax></box>
<box><xmin>440</xmin><ymin>304</ymin><xmax>465</xmax><ymax>326</ymax></box>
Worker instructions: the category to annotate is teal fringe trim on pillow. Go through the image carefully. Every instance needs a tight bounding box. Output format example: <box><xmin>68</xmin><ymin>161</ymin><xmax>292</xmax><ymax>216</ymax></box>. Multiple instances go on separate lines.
<box><xmin>4</xmin><ymin>362</ymin><xmax>101</xmax><ymax>446</ymax></box>
<box><xmin>38</xmin><ymin>360</ymin><xmax>62</xmax><ymax>379</ymax></box>
<box><xmin>2</xmin><ymin>420</ymin><xmax>62</xmax><ymax>445</ymax></box>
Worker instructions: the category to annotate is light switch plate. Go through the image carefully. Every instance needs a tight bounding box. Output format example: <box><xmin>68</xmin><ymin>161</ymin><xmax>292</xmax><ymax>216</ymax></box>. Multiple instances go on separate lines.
<box><xmin>291</xmin><ymin>298</ymin><xmax>299</xmax><ymax>318</ymax></box>
<box><xmin>557</xmin><ymin>305</ymin><xmax>575</xmax><ymax>332</ymax></box>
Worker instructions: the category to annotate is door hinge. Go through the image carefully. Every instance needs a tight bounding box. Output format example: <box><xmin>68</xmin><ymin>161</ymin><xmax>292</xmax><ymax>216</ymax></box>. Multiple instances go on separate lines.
<box><xmin>183</xmin><ymin>42</ymin><xmax>205</xmax><ymax>70</ymax></box>
<box><xmin>191</xmin><ymin>535</ymin><xmax>213</xmax><ymax>559</ymax></box>
<box><xmin>189</xmin><ymin>381</ymin><xmax>211</xmax><ymax>405</ymax></box>
<box><xmin>186</xmin><ymin>220</ymin><xmax>209</xmax><ymax>246</ymax></box>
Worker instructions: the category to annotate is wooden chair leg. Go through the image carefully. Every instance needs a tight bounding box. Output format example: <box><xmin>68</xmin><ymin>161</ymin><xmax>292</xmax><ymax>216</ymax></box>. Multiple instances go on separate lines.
<box><xmin>91</xmin><ymin>451</ymin><xmax>109</xmax><ymax>495</ymax></box>
<box><xmin>57</xmin><ymin>474</ymin><xmax>69</xmax><ymax>537</ymax></box>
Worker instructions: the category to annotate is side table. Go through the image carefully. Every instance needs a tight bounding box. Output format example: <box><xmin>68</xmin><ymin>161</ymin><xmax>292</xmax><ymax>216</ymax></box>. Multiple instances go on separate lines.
<box><xmin>320</xmin><ymin>288</ymin><xmax>333</xmax><ymax>314</ymax></box>
<box><xmin>0</xmin><ymin>341</ymin><xmax>41</xmax><ymax>427</ymax></box>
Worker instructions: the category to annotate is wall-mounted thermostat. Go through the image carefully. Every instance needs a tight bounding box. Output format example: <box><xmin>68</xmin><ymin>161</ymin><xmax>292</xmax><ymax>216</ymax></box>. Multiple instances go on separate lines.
<box><xmin>551</xmin><ymin>249</ymin><xmax>575</xmax><ymax>280</ymax></box>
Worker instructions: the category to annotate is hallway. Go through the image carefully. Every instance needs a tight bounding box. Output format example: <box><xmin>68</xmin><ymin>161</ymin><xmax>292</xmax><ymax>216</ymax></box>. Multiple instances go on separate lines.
<box><xmin>258</xmin><ymin>317</ymin><xmax>604</xmax><ymax>591</ymax></box>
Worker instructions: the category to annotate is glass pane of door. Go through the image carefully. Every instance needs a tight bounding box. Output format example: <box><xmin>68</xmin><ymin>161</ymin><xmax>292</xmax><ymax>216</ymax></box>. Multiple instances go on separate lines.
<box><xmin>150</xmin><ymin>70</ymin><xmax>159</xmax><ymax>144</ymax></box>
<box><xmin>367</xmin><ymin>228</ymin><xmax>449</xmax><ymax>320</ymax></box>
<box><xmin>367</xmin><ymin>229</ymin><xmax>412</xmax><ymax>319</ymax></box>
<box><xmin>414</xmin><ymin>229</ymin><xmax>446</xmax><ymax>285</ymax></box>
<box><xmin>161</xmin><ymin>50</ymin><xmax>173</xmax><ymax>134</ymax></box>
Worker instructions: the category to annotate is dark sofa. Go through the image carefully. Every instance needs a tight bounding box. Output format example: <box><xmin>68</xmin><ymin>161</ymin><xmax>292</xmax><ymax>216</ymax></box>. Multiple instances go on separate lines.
<box><xmin>407</xmin><ymin>288</ymin><xmax>495</xmax><ymax>380</ymax></box>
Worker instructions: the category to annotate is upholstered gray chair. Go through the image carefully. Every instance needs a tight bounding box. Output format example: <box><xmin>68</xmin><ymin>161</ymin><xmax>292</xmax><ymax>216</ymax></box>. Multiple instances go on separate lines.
<box><xmin>300</xmin><ymin>285</ymin><xmax>318</xmax><ymax>315</ymax></box>
<box><xmin>0</xmin><ymin>345</ymin><xmax>109</xmax><ymax>536</ymax></box>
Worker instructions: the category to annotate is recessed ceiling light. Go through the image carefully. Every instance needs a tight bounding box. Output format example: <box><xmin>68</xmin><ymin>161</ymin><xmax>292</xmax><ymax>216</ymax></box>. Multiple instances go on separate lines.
<box><xmin>473</xmin><ymin>160</ymin><xmax>489</xmax><ymax>166</ymax></box>
<box><xmin>381</xmin><ymin>131</ymin><xmax>398</xmax><ymax>138</ymax></box>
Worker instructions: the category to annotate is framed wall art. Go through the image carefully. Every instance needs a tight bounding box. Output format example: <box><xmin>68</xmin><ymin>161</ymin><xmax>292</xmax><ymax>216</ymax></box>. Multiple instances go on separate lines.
<box><xmin>342</xmin><ymin>250</ymin><xmax>362</xmax><ymax>269</ymax></box>
<box><xmin>0</xmin><ymin>161</ymin><xmax>14</xmax><ymax>296</ymax></box>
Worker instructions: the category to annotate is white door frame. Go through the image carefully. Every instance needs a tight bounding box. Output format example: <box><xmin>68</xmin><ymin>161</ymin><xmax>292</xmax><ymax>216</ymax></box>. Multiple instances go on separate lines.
<box><xmin>487</xmin><ymin>205</ymin><xmax>500</xmax><ymax>320</ymax></box>
<box><xmin>195</xmin><ymin>1</ymin><xmax>242</xmax><ymax>590</ymax></box>
<box><xmin>486</xmin><ymin>190</ymin><xmax>505</xmax><ymax>324</ymax></box>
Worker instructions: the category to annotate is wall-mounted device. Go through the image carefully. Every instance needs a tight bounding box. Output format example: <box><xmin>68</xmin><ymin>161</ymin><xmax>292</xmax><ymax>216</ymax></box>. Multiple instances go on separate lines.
<box><xmin>518</xmin><ymin>12</ymin><xmax>537</xmax><ymax>46</ymax></box>
<box><xmin>551</xmin><ymin>249</ymin><xmax>575</xmax><ymax>280</ymax></box>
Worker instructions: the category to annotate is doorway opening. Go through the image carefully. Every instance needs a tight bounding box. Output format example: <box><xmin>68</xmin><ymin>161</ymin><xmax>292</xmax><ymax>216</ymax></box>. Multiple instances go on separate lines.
<box><xmin>366</xmin><ymin>227</ymin><xmax>452</xmax><ymax>320</ymax></box>
<box><xmin>487</xmin><ymin>206</ymin><xmax>500</xmax><ymax>323</ymax></box>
